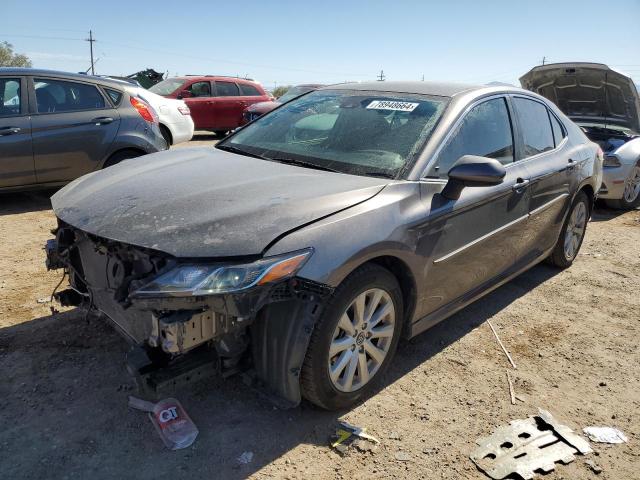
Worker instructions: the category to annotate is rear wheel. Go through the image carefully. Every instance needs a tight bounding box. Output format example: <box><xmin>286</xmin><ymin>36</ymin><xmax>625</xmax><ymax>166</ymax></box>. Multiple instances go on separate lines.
<box><xmin>103</xmin><ymin>150</ymin><xmax>142</xmax><ymax>169</ymax></box>
<box><xmin>547</xmin><ymin>191</ymin><xmax>590</xmax><ymax>268</ymax></box>
<box><xmin>214</xmin><ymin>130</ymin><xmax>228</xmax><ymax>138</ymax></box>
<box><xmin>301</xmin><ymin>264</ymin><xmax>403</xmax><ymax>410</ymax></box>
<box><xmin>605</xmin><ymin>164</ymin><xmax>640</xmax><ymax>210</ymax></box>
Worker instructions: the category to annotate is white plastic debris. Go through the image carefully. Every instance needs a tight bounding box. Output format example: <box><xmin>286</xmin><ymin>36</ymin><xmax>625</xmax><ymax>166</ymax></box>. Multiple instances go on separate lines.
<box><xmin>237</xmin><ymin>451</ymin><xmax>254</xmax><ymax>464</ymax></box>
<box><xmin>583</xmin><ymin>426</ymin><xmax>628</xmax><ymax>444</ymax></box>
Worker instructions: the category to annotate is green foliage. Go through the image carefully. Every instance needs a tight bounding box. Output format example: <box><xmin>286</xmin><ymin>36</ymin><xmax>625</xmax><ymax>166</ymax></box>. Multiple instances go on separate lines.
<box><xmin>272</xmin><ymin>85</ymin><xmax>291</xmax><ymax>98</ymax></box>
<box><xmin>0</xmin><ymin>42</ymin><xmax>32</xmax><ymax>68</ymax></box>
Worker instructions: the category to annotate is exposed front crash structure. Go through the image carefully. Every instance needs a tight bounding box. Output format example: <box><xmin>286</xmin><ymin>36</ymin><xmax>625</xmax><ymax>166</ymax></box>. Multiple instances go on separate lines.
<box><xmin>45</xmin><ymin>221</ymin><xmax>332</xmax><ymax>407</ymax></box>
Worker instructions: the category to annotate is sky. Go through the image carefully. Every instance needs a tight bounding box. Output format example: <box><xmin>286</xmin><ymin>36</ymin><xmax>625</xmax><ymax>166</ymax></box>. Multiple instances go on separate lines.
<box><xmin>2</xmin><ymin>0</ymin><xmax>639</xmax><ymax>90</ymax></box>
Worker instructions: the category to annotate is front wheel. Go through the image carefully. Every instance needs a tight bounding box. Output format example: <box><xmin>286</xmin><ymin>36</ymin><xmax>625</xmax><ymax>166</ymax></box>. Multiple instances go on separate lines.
<box><xmin>605</xmin><ymin>164</ymin><xmax>640</xmax><ymax>210</ymax></box>
<box><xmin>301</xmin><ymin>264</ymin><xmax>403</xmax><ymax>410</ymax></box>
<box><xmin>547</xmin><ymin>191</ymin><xmax>590</xmax><ymax>268</ymax></box>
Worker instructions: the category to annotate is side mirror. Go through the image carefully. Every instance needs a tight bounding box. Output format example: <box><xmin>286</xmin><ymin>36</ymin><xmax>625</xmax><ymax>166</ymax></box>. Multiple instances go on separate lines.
<box><xmin>441</xmin><ymin>155</ymin><xmax>506</xmax><ymax>200</ymax></box>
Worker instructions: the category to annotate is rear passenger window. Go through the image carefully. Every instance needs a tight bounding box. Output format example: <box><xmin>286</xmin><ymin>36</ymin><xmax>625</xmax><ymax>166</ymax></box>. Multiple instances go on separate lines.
<box><xmin>512</xmin><ymin>97</ymin><xmax>554</xmax><ymax>158</ymax></box>
<box><xmin>216</xmin><ymin>81</ymin><xmax>240</xmax><ymax>97</ymax></box>
<box><xmin>105</xmin><ymin>88</ymin><xmax>123</xmax><ymax>105</ymax></box>
<box><xmin>0</xmin><ymin>78</ymin><xmax>21</xmax><ymax>116</ymax></box>
<box><xmin>429</xmin><ymin>98</ymin><xmax>514</xmax><ymax>178</ymax></box>
<box><xmin>239</xmin><ymin>84</ymin><xmax>261</xmax><ymax>96</ymax></box>
<box><xmin>549</xmin><ymin>113</ymin><xmax>566</xmax><ymax>147</ymax></box>
<box><xmin>34</xmin><ymin>79</ymin><xmax>105</xmax><ymax>113</ymax></box>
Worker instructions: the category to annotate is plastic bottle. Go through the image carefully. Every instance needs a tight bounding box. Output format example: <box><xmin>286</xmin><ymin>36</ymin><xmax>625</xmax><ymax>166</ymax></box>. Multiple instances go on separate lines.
<box><xmin>148</xmin><ymin>398</ymin><xmax>199</xmax><ymax>450</ymax></box>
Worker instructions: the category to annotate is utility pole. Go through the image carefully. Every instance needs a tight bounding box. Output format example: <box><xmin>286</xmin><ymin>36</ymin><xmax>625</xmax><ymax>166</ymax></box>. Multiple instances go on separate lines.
<box><xmin>86</xmin><ymin>30</ymin><xmax>96</xmax><ymax>75</ymax></box>
<box><xmin>377</xmin><ymin>69</ymin><xmax>385</xmax><ymax>81</ymax></box>
<box><xmin>541</xmin><ymin>56</ymin><xmax>546</xmax><ymax>66</ymax></box>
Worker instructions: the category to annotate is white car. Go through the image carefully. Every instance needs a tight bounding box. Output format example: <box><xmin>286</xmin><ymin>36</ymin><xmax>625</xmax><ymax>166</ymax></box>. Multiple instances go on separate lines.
<box><xmin>521</xmin><ymin>63</ymin><xmax>640</xmax><ymax>209</ymax></box>
<box><xmin>131</xmin><ymin>87</ymin><xmax>194</xmax><ymax>146</ymax></box>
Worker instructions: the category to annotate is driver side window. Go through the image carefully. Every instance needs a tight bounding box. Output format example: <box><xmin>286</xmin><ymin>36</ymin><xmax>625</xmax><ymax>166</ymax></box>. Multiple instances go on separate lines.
<box><xmin>427</xmin><ymin>97</ymin><xmax>514</xmax><ymax>179</ymax></box>
<box><xmin>187</xmin><ymin>81</ymin><xmax>211</xmax><ymax>97</ymax></box>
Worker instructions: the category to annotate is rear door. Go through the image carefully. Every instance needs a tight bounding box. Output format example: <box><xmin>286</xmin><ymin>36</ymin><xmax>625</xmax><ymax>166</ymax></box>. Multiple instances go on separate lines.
<box><xmin>0</xmin><ymin>76</ymin><xmax>35</xmax><ymax>187</ymax></box>
<box><xmin>182</xmin><ymin>80</ymin><xmax>213</xmax><ymax>129</ymax></box>
<box><xmin>212</xmin><ymin>80</ymin><xmax>244</xmax><ymax>129</ymax></box>
<box><xmin>238</xmin><ymin>82</ymin><xmax>267</xmax><ymax>111</ymax></box>
<box><xmin>419</xmin><ymin>96</ymin><xmax>531</xmax><ymax>315</ymax></box>
<box><xmin>30</xmin><ymin>77</ymin><xmax>120</xmax><ymax>184</ymax></box>
<box><xmin>511</xmin><ymin>96</ymin><xmax>573</xmax><ymax>257</ymax></box>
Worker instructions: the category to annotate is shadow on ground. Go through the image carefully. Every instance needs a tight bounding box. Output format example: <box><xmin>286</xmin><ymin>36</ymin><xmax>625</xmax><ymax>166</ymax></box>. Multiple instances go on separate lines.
<box><xmin>0</xmin><ymin>190</ymin><xmax>55</xmax><ymax>216</ymax></box>
<box><xmin>0</xmin><ymin>262</ymin><xmax>559</xmax><ymax>479</ymax></box>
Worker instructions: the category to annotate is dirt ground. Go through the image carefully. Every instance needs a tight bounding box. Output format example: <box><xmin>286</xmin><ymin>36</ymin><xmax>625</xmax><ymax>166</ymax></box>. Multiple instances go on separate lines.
<box><xmin>0</xmin><ymin>139</ymin><xmax>638</xmax><ymax>479</ymax></box>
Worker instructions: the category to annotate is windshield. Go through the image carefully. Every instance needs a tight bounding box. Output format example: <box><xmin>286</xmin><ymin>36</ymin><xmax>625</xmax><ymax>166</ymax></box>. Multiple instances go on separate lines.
<box><xmin>149</xmin><ymin>78</ymin><xmax>186</xmax><ymax>96</ymax></box>
<box><xmin>276</xmin><ymin>86</ymin><xmax>313</xmax><ymax>104</ymax></box>
<box><xmin>222</xmin><ymin>89</ymin><xmax>448</xmax><ymax>178</ymax></box>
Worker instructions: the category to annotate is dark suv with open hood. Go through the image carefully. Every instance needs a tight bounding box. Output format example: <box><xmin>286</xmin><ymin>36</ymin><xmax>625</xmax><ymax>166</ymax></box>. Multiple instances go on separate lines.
<box><xmin>46</xmin><ymin>81</ymin><xmax>601</xmax><ymax>410</ymax></box>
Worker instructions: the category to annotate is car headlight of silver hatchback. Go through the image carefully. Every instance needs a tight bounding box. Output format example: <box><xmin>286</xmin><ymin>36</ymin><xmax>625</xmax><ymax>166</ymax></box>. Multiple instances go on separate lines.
<box><xmin>603</xmin><ymin>155</ymin><xmax>621</xmax><ymax>167</ymax></box>
<box><xmin>132</xmin><ymin>249</ymin><xmax>312</xmax><ymax>297</ymax></box>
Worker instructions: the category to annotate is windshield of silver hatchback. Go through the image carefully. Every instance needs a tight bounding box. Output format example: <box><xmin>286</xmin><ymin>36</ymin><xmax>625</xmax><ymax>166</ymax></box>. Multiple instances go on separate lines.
<box><xmin>220</xmin><ymin>90</ymin><xmax>448</xmax><ymax>178</ymax></box>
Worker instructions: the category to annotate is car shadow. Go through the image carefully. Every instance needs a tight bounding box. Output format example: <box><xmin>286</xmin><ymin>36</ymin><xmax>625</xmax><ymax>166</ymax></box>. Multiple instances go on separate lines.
<box><xmin>0</xmin><ymin>190</ymin><xmax>55</xmax><ymax>216</ymax></box>
<box><xmin>191</xmin><ymin>131</ymin><xmax>218</xmax><ymax>142</ymax></box>
<box><xmin>590</xmin><ymin>204</ymin><xmax>636</xmax><ymax>222</ymax></box>
<box><xmin>0</xmin><ymin>263</ymin><xmax>559</xmax><ymax>479</ymax></box>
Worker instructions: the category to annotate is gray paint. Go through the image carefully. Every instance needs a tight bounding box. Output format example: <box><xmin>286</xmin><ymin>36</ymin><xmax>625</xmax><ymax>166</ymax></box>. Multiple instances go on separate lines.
<box><xmin>0</xmin><ymin>68</ymin><xmax>166</xmax><ymax>191</ymax></box>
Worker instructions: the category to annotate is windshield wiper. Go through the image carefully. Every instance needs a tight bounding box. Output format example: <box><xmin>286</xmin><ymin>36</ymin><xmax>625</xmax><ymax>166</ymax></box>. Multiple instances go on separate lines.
<box><xmin>216</xmin><ymin>144</ymin><xmax>265</xmax><ymax>160</ymax></box>
<box><xmin>266</xmin><ymin>157</ymin><xmax>341</xmax><ymax>173</ymax></box>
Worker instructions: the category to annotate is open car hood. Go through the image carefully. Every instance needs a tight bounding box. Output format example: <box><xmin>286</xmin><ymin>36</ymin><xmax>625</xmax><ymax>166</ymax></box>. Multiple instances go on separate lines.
<box><xmin>520</xmin><ymin>63</ymin><xmax>640</xmax><ymax>132</ymax></box>
<box><xmin>51</xmin><ymin>148</ymin><xmax>387</xmax><ymax>258</ymax></box>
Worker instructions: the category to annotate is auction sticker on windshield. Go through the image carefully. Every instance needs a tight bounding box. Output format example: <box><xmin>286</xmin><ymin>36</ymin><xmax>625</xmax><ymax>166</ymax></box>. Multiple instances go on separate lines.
<box><xmin>366</xmin><ymin>100</ymin><xmax>419</xmax><ymax>112</ymax></box>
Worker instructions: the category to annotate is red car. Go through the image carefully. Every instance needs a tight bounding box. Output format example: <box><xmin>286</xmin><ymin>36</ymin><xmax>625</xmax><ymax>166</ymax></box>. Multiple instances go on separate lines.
<box><xmin>149</xmin><ymin>76</ymin><xmax>270</xmax><ymax>135</ymax></box>
<box><xmin>241</xmin><ymin>84</ymin><xmax>324</xmax><ymax>124</ymax></box>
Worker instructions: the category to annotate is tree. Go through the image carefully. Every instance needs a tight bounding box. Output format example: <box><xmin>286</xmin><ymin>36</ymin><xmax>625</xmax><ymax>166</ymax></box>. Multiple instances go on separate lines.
<box><xmin>272</xmin><ymin>85</ymin><xmax>290</xmax><ymax>98</ymax></box>
<box><xmin>0</xmin><ymin>42</ymin><xmax>32</xmax><ymax>68</ymax></box>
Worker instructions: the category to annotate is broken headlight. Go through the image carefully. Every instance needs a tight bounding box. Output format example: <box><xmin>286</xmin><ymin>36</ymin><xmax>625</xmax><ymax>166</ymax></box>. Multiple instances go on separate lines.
<box><xmin>131</xmin><ymin>249</ymin><xmax>312</xmax><ymax>297</ymax></box>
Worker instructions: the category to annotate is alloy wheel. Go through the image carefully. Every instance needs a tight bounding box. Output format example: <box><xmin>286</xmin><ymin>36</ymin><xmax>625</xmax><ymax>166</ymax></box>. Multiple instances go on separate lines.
<box><xmin>623</xmin><ymin>166</ymin><xmax>640</xmax><ymax>203</ymax></box>
<box><xmin>564</xmin><ymin>201</ymin><xmax>587</xmax><ymax>260</ymax></box>
<box><xmin>328</xmin><ymin>288</ymin><xmax>396</xmax><ymax>392</ymax></box>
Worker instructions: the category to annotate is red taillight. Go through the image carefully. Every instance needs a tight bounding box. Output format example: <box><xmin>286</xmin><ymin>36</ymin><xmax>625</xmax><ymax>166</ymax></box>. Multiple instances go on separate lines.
<box><xmin>177</xmin><ymin>105</ymin><xmax>190</xmax><ymax>115</ymax></box>
<box><xmin>130</xmin><ymin>96</ymin><xmax>157</xmax><ymax>123</ymax></box>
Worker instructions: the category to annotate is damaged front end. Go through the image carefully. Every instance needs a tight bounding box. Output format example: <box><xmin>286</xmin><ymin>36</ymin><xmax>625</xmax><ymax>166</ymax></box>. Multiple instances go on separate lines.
<box><xmin>45</xmin><ymin>221</ymin><xmax>331</xmax><ymax>406</ymax></box>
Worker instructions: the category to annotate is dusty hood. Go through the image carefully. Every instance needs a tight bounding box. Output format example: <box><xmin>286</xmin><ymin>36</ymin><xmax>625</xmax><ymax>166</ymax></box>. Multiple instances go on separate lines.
<box><xmin>52</xmin><ymin>148</ymin><xmax>387</xmax><ymax>257</ymax></box>
<box><xmin>520</xmin><ymin>63</ymin><xmax>640</xmax><ymax>132</ymax></box>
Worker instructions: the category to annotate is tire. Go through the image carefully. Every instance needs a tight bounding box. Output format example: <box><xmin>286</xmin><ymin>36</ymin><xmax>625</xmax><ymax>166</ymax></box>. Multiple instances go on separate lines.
<box><xmin>604</xmin><ymin>164</ymin><xmax>640</xmax><ymax>210</ymax></box>
<box><xmin>159</xmin><ymin>124</ymin><xmax>173</xmax><ymax>146</ymax></box>
<box><xmin>301</xmin><ymin>264</ymin><xmax>403</xmax><ymax>410</ymax></box>
<box><xmin>547</xmin><ymin>191</ymin><xmax>590</xmax><ymax>268</ymax></box>
<box><xmin>214</xmin><ymin>130</ymin><xmax>228</xmax><ymax>138</ymax></box>
<box><xmin>103</xmin><ymin>150</ymin><xmax>143</xmax><ymax>169</ymax></box>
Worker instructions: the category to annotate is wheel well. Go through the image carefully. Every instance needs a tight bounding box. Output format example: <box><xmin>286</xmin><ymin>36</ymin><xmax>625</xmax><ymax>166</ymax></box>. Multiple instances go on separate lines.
<box><xmin>159</xmin><ymin>124</ymin><xmax>173</xmax><ymax>145</ymax></box>
<box><xmin>103</xmin><ymin>148</ymin><xmax>146</xmax><ymax>168</ymax></box>
<box><xmin>579</xmin><ymin>184</ymin><xmax>595</xmax><ymax>212</ymax></box>
<box><xmin>366</xmin><ymin>256</ymin><xmax>417</xmax><ymax>334</ymax></box>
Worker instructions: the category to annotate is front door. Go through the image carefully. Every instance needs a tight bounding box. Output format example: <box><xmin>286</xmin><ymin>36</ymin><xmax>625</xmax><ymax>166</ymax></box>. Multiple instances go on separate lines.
<box><xmin>30</xmin><ymin>77</ymin><xmax>120</xmax><ymax>184</ymax></box>
<box><xmin>417</xmin><ymin>96</ymin><xmax>531</xmax><ymax>316</ymax></box>
<box><xmin>182</xmin><ymin>81</ymin><xmax>214</xmax><ymax>129</ymax></box>
<box><xmin>0</xmin><ymin>76</ymin><xmax>35</xmax><ymax>188</ymax></box>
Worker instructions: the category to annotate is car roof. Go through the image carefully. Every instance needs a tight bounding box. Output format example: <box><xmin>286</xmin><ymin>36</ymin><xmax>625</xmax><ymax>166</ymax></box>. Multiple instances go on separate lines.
<box><xmin>0</xmin><ymin>67</ymin><xmax>130</xmax><ymax>89</ymax></box>
<box><xmin>175</xmin><ymin>75</ymin><xmax>260</xmax><ymax>84</ymax></box>
<box><xmin>319</xmin><ymin>80</ymin><xmax>486</xmax><ymax>98</ymax></box>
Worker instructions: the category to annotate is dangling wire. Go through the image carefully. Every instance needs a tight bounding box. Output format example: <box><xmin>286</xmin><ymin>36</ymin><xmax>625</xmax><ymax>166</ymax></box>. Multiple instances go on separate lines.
<box><xmin>49</xmin><ymin>270</ymin><xmax>67</xmax><ymax>315</ymax></box>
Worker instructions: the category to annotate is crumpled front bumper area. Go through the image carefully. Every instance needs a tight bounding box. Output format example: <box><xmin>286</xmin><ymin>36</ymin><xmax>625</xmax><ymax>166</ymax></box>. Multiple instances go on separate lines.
<box><xmin>45</xmin><ymin>221</ymin><xmax>332</xmax><ymax>405</ymax></box>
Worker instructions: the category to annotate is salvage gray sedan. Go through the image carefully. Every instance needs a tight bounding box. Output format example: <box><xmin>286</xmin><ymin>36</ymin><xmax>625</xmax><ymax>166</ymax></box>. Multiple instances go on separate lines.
<box><xmin>46</xmin><ymin>81</ymin><xmax>602</xmax><ymax>410</ymax></box>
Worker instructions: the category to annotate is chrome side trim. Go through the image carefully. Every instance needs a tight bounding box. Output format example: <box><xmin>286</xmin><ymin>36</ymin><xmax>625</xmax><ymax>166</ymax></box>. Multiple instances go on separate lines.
<box><xmin>530</xmin><ymin>193</ymin><xmax>569</xmax><ymax>216</ymax></box>
<box><xmin>433</xmin><ymin>213</ymin><xmax>530</xmax><ymax>264</ymax></box>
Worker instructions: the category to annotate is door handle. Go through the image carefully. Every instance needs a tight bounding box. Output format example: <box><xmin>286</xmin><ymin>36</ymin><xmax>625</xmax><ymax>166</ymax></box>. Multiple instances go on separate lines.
<box><xmin>512</xmin><ymin>178</ymin><xmax>530</xmax><ymax>192</ymax></box>
<box><xmin>0</xmin><ymin>126</ymin><xmax>21</xmax><ymax>136</ymax></box>
<box><xmin>91</xmin><ymin>117</ymin><xmax>114</xmax><ymax>125</ymax></box>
